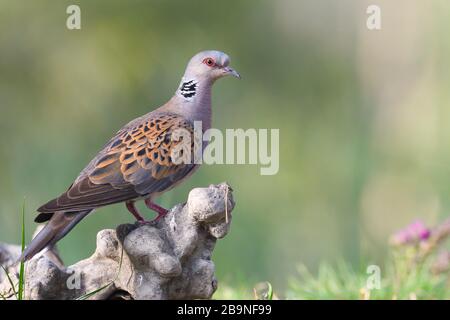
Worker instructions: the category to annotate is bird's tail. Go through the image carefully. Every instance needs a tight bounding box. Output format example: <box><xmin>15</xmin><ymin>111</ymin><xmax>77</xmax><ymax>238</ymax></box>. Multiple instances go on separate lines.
<box><xmin>19</xmin><ymin>210</ymin><xmax>92</xmax><ymax>262</ymax></box>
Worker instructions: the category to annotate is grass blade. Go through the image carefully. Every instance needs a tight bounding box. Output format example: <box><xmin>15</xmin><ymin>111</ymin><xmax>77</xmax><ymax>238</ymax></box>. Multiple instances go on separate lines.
<box><xmin>76</xmin><ymin>245</ymin><xmax>124</xmax><ymax>300</ymax></box>
<box><xmin>18</xmin><ymin>199</ymin><xmax>26</xmax><ymax>300</ymax></box>
<box><xmin>76</xmin><ymin>282</ymin><xmax>114</xmax><ymax>300</ymax></box>
<box><xmin>1</xmin><ymin>265</ymin><xmax>17</xmax><ymax>299</ymax></box>
<box><xmin>266</xmin><ymin>282</ymin><xmax>273</xmax><ymax>300</ymax></box>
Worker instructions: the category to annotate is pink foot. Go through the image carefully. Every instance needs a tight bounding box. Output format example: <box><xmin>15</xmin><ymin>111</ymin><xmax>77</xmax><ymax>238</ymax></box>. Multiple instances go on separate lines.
<box><xmin>126</xmin><ymin>201</ymin><xmax>145</xmax><ymax>222</ymax></box>
<box><xmin>144</xmin><ymin>198</ymin><xmax>169</xmax><ymax>223</ymax></box>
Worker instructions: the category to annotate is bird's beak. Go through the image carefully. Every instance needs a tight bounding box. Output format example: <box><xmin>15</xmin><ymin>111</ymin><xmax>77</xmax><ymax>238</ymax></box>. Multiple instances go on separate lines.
<box><xmin>222</xmin><ymin>66</ymin><xmax>241</xmax><ymax>79</ymax></box>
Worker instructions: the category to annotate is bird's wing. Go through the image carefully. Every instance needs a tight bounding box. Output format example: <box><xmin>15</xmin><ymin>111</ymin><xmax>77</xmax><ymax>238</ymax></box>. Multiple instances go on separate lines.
<box><xmin>38</xmin><ymin>112</ymin><xmax>197</xmax><ymax>213</ymax></box>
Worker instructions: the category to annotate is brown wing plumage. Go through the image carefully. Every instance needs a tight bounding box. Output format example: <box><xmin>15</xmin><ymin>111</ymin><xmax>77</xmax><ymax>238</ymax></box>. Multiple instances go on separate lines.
<box><xmin>38</xmin><ymin>112</ymin><xmax>197</xmax><ymax>214</ymax></box>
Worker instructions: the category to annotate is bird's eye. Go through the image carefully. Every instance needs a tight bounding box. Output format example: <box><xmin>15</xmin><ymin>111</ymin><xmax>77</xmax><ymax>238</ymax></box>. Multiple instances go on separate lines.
<box><xmin>203</xmin><ymin>57</ymin><xmax>215</xmax><ymax>67</ymax></box>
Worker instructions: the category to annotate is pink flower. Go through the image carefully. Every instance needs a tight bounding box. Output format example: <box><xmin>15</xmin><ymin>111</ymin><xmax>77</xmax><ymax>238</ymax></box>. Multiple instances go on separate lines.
<box><xmin>409</xmin><ymin>220</ymin><xmax>431</xmax><ymax>240</ymax></box>
<box><xmin>391</xmin><ymin>220</ymin><xmax>431</xmax><ymax>246</ymax></box>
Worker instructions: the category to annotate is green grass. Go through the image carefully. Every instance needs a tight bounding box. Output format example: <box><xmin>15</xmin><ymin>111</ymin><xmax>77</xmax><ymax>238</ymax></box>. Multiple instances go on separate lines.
<box><xmin>215</xmin><ymin>256</ymin><xmax>450</xmax><ymax>300</ymax></box>
<box><xmin>216</xmin><ymin>219</ymin><xmax>450</xmax><ymax>300</ymax></box>
<box><xmin>286</xmin><ymin>259</ymin><xmax>450</xmax><ymax>300</ymax></box>
<box><xmin>0</xmin><ymin>200</ymin><xmax>27</xmax><ymax>300</ymax></box>
<box><xmin>18</xmin><ymin>199</ymin><xmax>26</xmax><ymax>300</ymax></box>
<box><xmin>0</xmin><ymin>265</ymin><xmax>17</xmax><ymax>299</ymax></box>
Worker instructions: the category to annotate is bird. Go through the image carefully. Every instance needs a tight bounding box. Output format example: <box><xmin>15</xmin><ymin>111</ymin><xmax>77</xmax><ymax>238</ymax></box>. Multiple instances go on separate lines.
<box><xmin>20</xmin><ymin>50</ymin><xmax>240</xmax><ymax>261</ymax></box>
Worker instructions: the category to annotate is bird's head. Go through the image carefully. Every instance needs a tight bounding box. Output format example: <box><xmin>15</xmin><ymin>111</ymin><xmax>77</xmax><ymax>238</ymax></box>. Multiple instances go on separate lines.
<box><xmin>183</xmin><ymin>50</ymin><xmax>240</xmax><ymax>82</ymax></box>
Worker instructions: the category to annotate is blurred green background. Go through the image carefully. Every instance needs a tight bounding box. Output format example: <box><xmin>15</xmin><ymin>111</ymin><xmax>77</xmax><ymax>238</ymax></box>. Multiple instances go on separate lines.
<box><xmin>1</xmin><ymin>0</ymin><xmax>450</xmax><ymax>292</ymax></box>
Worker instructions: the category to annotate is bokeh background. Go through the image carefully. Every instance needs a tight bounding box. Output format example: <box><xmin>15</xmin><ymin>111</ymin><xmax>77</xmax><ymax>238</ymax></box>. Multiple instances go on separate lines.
<box><xmin>1</xmin><ymin>0</ymin><xmax>450</xmax><ymax>293</ymax></box>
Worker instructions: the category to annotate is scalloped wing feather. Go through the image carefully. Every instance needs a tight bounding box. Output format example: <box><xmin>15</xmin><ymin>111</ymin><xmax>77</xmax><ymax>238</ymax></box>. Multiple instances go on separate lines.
<box><xmin>38</xmin><ymin>113</ymin><xmax>197</xmax><ymax>213</ymax></box>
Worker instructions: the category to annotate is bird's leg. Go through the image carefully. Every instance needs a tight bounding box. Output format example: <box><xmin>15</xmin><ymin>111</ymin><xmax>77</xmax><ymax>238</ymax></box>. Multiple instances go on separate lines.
<box><xmin>144</xmin><ymin>198</ymin><xmax>169</xmax><ymax>222</ymax></box>
<box><xmin>125</xmin><ymin>201</ymin><xmax>145</xmax><ymax>222</ymax></box>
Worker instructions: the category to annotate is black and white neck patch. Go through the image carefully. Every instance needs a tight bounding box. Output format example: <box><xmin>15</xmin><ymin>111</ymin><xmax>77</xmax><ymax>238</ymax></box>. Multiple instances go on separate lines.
<box><xmin>179</xmin><ymin>79</ymin><xmax>198</xmax><ymax>99</ymax></box>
